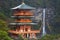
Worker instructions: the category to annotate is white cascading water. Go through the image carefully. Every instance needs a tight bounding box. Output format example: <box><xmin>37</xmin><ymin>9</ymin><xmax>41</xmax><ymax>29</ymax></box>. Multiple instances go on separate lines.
<box><xmin>42</xmin><ymin>9</ymin><xmax>46</xmax><ymax>36</ymax></box>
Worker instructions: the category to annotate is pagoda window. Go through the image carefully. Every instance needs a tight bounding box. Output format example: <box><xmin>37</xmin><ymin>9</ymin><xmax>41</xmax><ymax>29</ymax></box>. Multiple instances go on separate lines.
<box><xmin>19</xmin><ymin>11</ymin><xmax>25</xmax><ymax>16</ymax></box>
<box><xmin>28</xmin><ymin>29</ymin><xmax>30</xmax><ymax>32</ymax></box>
<box><xmin>25</xmin><ymin>28</ymin><xmax>28</xmax><ymax>31</ymax></box>
<box><xmin>15</xmin><ymin>15</ymin><xmax>20</xmax><ymax>19</ymax></box>
<box><xmin>20</xmin><ymin>30</ymin><xmax>23</xmax><ymax>32</ymax></box>
<box><xmin>11</xmin><ymin>27</ymin><xmax>16</xmax><ymax>31</ymax></box>
<box><xmin>16</xmin><ymin>27</ymin><xmax>20</xmax><ymax>31</ymax></box>
<box><xmin>18</xmin><ymin>19</ymin><xmax>32</xmax><ymax>23</ymax></box>
<box><xmin>15</xmin><ymin>19</ymin><xmax>20</xmax><ymax>22</ymax></box>
<box><xmin>25</xmin><ymin>11</ymin><xmax>33</xmax><ymax>16</ymax></box>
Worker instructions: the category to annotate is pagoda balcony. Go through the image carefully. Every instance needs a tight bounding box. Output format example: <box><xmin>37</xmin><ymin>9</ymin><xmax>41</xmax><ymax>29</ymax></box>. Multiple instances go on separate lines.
<box><xmin>9</xmin><ymin>23</ymin><xmax>37</xmax><ymax>25</ymax></box>
<box><xmin>13</xmin><ymin>13</ymin><xmax>33</xmax><ymax>16</ymax></box>
<box><xmin>15</xmin><ymin>21</ymin><xmax>32</xmax><ymax>23</ymax></box>
<box><xmin>9</xmin><ymin>30</ymin><xmax>40</xmax><ymax>34</ymax></box>
<box><xmin>11</xmin><ymin>16</ymin><xmax>34</xmax><ymax>18</ymax></box>
<box><xmin>15</xmin><ymin>19</ymin><xmax>32</xmax><ymax>23</ymax></box>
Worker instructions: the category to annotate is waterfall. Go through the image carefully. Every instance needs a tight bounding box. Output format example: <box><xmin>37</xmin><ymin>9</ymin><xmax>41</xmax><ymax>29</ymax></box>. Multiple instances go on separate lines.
<box><xmin>42</xmin><ymin>9</ymin><xmax>46</xmax><ymax>36</ymax></box>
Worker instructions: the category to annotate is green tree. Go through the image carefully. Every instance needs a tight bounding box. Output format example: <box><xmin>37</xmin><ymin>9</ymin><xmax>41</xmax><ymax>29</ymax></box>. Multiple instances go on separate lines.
<box><xmin>0</xmin><ymin>16</ymin><xmax>13</xmax><ymax>40</ymax></box>
<box><xmin>0</xmin><ymin>30</ymin><xmax>13</xmax><ymax>40</ymax></box>
<box><xmin>18</xmin><ymin>35</ymin><xmax>24</xmax><ymax>40</ymax></box>
<box><xmin>40</xmin><ymin>34</ymin><xmax>60</xmax><ymax>40</ymax></box>
<box><xmin>0</xmin><ymin>12</ymin><xmax>7</xmax><ymax>21</ymax></box>
<box><xmin>0</xmin><ymin>20</ymin><xmax>8</xmax><ymax>31</ymax></box>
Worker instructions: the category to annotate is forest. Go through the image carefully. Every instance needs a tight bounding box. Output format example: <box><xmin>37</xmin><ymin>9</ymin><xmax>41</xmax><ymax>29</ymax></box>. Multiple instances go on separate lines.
<box><xmin>0</xmin><ymin>0</ymin><xmax>60</xmax><ymax>40</ymax></box>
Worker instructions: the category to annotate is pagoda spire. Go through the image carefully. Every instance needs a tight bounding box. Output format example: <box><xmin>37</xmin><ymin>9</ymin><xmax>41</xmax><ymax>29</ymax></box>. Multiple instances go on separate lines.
<box><xmin>22</xmin><ymin>0</ymin><xmax>25</xmax><ymax>4</ymax></box>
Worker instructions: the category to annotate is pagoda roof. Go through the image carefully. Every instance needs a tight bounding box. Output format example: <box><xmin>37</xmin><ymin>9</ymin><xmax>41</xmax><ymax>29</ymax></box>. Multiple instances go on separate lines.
<box><xmin>11</xmin><ymin>3</ymin><xmax>35</xmax><ymax>10</ymax></box>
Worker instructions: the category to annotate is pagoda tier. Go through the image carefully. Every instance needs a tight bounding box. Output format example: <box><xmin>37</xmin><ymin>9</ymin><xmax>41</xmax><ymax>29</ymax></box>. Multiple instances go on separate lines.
<box><xmin>9</xmin><ymin>29</ymin><xmax>40</xmax><ymax>38</ymax></box>
<box><xmin>9</xmin><ymin>25</ymin><xmax>40</xmax><ymax>38</ymax></box>
<box><xmin>15</xmin><ymin>19</ymin><xmax>32</xmax><ymax>22</ymax></box>
<box><xmin>13</xmin><ymin>10</ymin><xmax>33</xmax><ymax>16</ymax></box>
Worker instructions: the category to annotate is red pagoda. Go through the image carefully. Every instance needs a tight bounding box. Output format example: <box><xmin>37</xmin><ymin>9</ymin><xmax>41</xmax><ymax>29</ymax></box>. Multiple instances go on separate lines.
<box><xmin>9</xmin><ymin>2</ymin><xmax>40</xmax><ymax>38</ymax></box>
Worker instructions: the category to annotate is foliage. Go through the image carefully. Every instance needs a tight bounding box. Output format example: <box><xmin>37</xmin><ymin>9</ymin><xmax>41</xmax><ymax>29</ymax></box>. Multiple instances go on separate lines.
<box><xmin>18</xmin><ymin>35</ymin><xmax>24</xmax><ymax>40</ymax></box>
<box><xmin>39</xmin><ymin>34</ymin><xmax>60</xmax><ymax>40</ymax></box>
<box><xmin>0</xmin><ymin>13</ymin><xmax>13</xmax><ymax>40</ymax></box>
<box><xmin>0</xmin><ymin>12</ymin><xmax>7</xmax><ymax>21</ymax></box>
<box><xmin>0</xmin><ymin>20</ymin><xmax>8</xmax><ymax>31</ymax></box>
<box><xmin>0</xmin><ymin>30</ymin><xmax>13</xmax><ymax>40</ymax></box>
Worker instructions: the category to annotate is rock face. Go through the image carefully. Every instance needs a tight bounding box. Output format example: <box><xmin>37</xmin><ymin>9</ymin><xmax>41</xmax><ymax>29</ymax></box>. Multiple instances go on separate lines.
<box><xmin>34</xmin><ymin>8</ymin><xmax>55</xmax><ymax>34</ymax></box>
<box><xmin>33</xmin><ymin>8</ymin><xmax>54</xmax><ymax>23</ymax></box>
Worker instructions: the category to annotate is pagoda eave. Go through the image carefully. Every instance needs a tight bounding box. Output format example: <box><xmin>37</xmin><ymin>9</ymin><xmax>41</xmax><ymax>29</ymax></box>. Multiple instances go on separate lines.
<box><xmin>11</xmin><ymin>16</ymin><xmax>34</xmax><ymax>18</ymax></box>
<box><xmin>9</xmin><ymin>23</ymin><xmax>37</xmax><ymax>25</ymax></box>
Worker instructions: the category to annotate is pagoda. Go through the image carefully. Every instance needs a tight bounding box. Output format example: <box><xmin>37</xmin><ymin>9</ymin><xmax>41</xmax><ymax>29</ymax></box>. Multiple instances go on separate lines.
<box><xmin>9</xmin><ymin>2</ymin><xmax>40</xmax><ymax>38</ymax></box>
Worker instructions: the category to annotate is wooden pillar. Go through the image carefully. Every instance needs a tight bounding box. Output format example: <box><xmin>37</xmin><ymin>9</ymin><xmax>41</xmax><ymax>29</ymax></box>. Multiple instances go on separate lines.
<box><xmin>27</xmin><ymin>33</ymin><xmax>29</xmax><ymax>38</ymax></box>
<box><xmin>22</xmin><ymin>33</ymin><xmax>24</xmax><ymax>38</ymax></box>
<box><xmin>33</xmin><ymin>33</ymin><xmax>36</xmax><ymax>38</ymax></box>
<box><xmin>30</xmin><ymin>33</ymin><xmax>36</xmax><ymax>38</ymax></box>
<box><xmin>30</xmin><ymin>33</ymin><xmax>32</xmax><ymax>38</ymax></box>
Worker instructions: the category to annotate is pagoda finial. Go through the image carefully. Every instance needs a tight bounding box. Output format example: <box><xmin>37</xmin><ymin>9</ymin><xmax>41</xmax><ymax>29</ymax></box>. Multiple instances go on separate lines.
<box><xmin>22</xmin><ymin>0</ymin><xmax>25</xmax><ymax>4</ymax></box>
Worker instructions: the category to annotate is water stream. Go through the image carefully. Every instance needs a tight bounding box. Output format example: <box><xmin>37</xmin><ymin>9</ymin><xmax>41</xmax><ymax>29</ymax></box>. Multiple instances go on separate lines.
<box><xmin>42</xmin><ymin>9</ymin><xmax>46</xmax><ymax>36</ymax></box>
